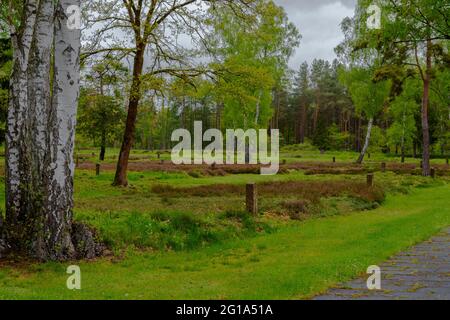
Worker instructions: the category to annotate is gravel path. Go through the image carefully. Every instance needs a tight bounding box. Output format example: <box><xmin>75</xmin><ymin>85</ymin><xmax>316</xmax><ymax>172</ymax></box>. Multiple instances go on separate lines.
<box><xmin>314</xmin><ymin>228</ymin><xmax>450</xmax><ymax>300</ymax></box>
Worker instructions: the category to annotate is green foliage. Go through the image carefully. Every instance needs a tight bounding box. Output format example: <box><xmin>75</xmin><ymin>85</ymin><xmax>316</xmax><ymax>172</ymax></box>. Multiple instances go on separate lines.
<box><xmin>387</xmin><ymin>78</ymin><xmax>420</xmax><ymax>153</ymax></box>
<box><xmin>211</xmin><ymin>0</ymin><xmax>300</xmax><ymax>130</ymax></box>
<box><xmin>328</xmin><ymin>124</ymin><xmax>350</xmax><ymax>150</ymax></box>
<box><xmin>339</xmin><ymin>67</ymin><xmax>390</xmax><ymax>119</ymax></box>
<box><xmin>77</xmin><ymin>91</ymin><xmax>126</xmax><ymax>149</ymax></box>
<box><xmin>0</xmin><ymin>38</ymin><xmax>11</xmax><ymax>144</ymax></box>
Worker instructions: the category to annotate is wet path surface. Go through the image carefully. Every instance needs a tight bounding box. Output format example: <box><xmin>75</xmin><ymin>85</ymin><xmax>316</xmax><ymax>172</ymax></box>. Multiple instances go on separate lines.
<box><xmin>314</xmin><ymin>228</ymin><xmax>450</xmax><ymax>300</ymax></box>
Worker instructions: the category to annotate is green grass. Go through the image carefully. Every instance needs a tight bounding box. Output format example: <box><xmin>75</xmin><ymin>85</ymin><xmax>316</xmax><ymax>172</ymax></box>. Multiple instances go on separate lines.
<box><xmin>0</xmin><ymin>185</ymin><xmax>448</xmax><ymax>299</ymax></box>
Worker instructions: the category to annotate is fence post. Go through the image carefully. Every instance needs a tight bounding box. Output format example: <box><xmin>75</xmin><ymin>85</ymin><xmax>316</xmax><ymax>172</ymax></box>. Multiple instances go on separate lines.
<box><xmin>367</xmin><ymin>173</ymin><xmax>374</xmax><ymax>187</ymax></box>
<box><xmin>246</xmin><ymin>183</ymin><xmax>258</xmax><ymax>215</ymax></box>
<box><xmin>333</xmin><ymin>157</ymin><xmax>336</xmax><ymax>163</ymax></box>
<box><xmin>96</xmin><ymin>163</ymin><xmax>101</xmax><ymax>176</ymax></box>
<box><xmin>381</xmin><ymin>162</ymin><xmax>386</xmax><ymax>172</ymax></box>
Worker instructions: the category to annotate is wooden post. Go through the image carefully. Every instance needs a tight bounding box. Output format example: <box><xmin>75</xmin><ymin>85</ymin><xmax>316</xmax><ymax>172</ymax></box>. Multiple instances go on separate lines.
<box><xmin>367</xmin><ymin>153</ymin><xmax>371</xmax><ymax>159</ymax></box>
<box><xmin>157</xmin><ymin>152</ymin><xmax>161</xmax><ymax>159</ymax></box>
<box><xmin>332</xmin><ymin>157</ymin><xmax>336</xmax><ymax>163</ymax></box>
<box><xmin>246</xmin><ymin>183</ymin><xmax>258</xmax><ymax>215</ymax></box>
<box><xmin>96</xmin><ymin>163</ymin><xmax>101</xmax><ymax>176</ymax></box>
<box><xmin>367</xmin><ymin>174</ymin><xmax>374</xmax><ymax>187</ymax></box>
<box><xmin>431</xmin><ymin>168</ymin><xmax>436</xmax><ymax>179</ymax></box>
<box><xmin>381</xmin><ymin>162</ymin><xmax>386</xmax><ymax>172</ymax></box>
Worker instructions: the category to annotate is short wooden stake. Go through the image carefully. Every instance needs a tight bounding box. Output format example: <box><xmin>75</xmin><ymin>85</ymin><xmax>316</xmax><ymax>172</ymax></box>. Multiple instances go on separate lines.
<box><xmin>96</xmin><ymin>163</ymin><xmax>101</xmax><ymax>176</ymax></box>
<box><xmin>381</xmin><ymin>162</ymin><xmax>386</xmax><ymax>172</ymax></box>
<box><xmin>332</xmin><ymin>157</ymin><xmax>336</xmax><ymax>163</ymax></box>
<box><xmin>246</xmin><ymin>183</ymin><xmax>258</xmax><ymax>215</ymax></box>
<box><xmin>367</xmin><ymin>174</ymin><xmax>374</xmax><ymax>187</ymax></box>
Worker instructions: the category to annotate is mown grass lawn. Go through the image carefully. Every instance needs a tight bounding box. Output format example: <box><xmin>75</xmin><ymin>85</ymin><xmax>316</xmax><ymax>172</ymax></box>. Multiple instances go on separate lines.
<box><xmin>0</xmin><ymin>184</ymin><xmax>448</xmax><ymax>300</ymax></box>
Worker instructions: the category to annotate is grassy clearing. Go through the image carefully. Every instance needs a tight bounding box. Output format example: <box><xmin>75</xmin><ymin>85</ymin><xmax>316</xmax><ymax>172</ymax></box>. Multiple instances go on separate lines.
<box><xmin>0</xmin><ymin>185</ymin><xmax>448</xmax><ymax>299</ymax></box>
<box><xmin>0</xmin><ymin>147</ymin><xmax>448</xmax><ymax>299</ymax></box>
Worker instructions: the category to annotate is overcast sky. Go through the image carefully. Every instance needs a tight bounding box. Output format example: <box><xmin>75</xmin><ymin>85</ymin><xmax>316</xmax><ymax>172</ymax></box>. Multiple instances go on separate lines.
<box><xmin>274</xmin><ymin>0</ymin><xmax>356</xmax><ymax>70</ymax></box>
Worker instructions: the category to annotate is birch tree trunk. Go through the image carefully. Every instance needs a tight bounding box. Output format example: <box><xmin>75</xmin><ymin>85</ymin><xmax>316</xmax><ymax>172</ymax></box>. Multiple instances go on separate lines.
<box><xmin>39</xmin><ymin>0</ymin><xmax>82</xmax><ymax>260</ymax></box>
<box><xmin>356</xmin><ymin>118</ymin><xmax>374</xmax><ymax>164</ymax></box>
<box><xmin>2</xmin><ymin>0</ymin><xmax>102</xmax><ymax>261</ymax></box>
<box><xmin>5</xmin><ymin>0</ymin><xmax>37</xmax><ymax>242</ymax></box>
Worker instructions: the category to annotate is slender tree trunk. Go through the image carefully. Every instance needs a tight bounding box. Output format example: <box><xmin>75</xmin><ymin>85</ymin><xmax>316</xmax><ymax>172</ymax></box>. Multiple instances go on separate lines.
<box><xmin>100</xmin><ymin>130</ymin><xmax>106</xmax><ymax>161</ymax></box>
<box><xmin>421</xmin><ymin>39</ymin><xmax>432</xmax><ymax>176</ymax></box>
<box><xmin>255</xmin><ymin>90</ymin><xmax>262</xmax><ymax>126</ymax></box>
<box><xmin>5</xmin><ymin>0</ymin><xmax>37</xmax><ymax>240</ymax></box>
<box><xmin>299</xmin><ymin>101</ymin><xmax>307</xmax><ymax>143</ymax></box>
<box><xmin>357</xmin><ymin>118</ymin><xmax>374</xmax><ymax>164</ymax></box>
<box><xmin>113</xmin><ymin>47</ymin><xmax>145</xmax><ymax>186</ymax></box>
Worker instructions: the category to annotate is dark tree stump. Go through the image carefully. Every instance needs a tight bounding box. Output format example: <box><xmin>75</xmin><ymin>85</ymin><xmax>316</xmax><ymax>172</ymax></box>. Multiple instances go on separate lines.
<box><xmin>246</xmin><ymin>183</ymin><xmax>258</xmax><ymax>215</ymax></box>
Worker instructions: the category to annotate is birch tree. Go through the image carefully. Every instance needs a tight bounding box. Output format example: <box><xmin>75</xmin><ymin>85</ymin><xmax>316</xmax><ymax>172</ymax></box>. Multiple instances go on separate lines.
<box><xmin>339</xmin><ymin>67</ymin><xmax>391</xmax><ymax>164</ymax></box>
<box><xmin>0</xmin><ymin>0</ymin><xmax>100</xmax><ymax>261</ymax></box>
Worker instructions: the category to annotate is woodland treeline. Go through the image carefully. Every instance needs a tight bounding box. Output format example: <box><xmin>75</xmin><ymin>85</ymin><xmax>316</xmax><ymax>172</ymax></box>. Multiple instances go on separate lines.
<box><xmin>0</xmin><ymin>0</ymin><xmax>448</xmax><ymax>261</ymax></box>
<box><xmin>75</xmin><ymin>0</ymin><xmax>449</xmax><ymax>173</ymax></box>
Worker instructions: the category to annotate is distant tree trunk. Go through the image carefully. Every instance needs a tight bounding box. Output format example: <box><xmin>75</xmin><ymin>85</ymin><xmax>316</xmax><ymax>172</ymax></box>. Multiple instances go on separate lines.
<box><xmin>113</xmin><ymin>46</ymin><xmax>145</xmax><ymax>186</ymax></box>
<box><xmin>420</xmin><ymin>39</ymin><xmax>432</xmax><ymax>176</ymax></box>
<box><xmin>401</xmin><ymin>143</ymin><xmax>406</xmax><ymax>163</ymax></box>
<box><xmin>100</xmin><ymin>130</ymin><xmax>106</xmax><ymax>161</ymax></box>
<box><xmin>255</xmin><ymin>90</ymin><xmax>263</xmax><ymax>126</ymax></box>
<box><xmin>299</xmin><ymin>101</ymin><xmax>307</xmax><ymax>143</ymax></box>
<box><xmin>357</xmin><ymin>118</ymin><xmax>373</xmax><ymax>164</ymax></box>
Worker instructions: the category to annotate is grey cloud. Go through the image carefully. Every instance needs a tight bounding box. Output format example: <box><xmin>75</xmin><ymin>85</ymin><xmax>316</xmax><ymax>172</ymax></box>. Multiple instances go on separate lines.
<box><xmin>274</xmin><ymin>0</ymin><xmax>356</xmax><ymax>69</ymax></box>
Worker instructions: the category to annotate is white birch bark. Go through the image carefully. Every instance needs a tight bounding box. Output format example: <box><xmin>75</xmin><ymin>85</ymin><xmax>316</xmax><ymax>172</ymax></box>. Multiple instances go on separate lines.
<box><xmin>357</xmin><ymin>118</ymin><xmax>374</xmax><ymax>164</ymax></box>
<box><xmin>6</xmin><ymin>0</ymin><xmax>37</xmax><ymax>225</ymax></box>
<box><xmin>44</xmin><ymin>0</ymin><xmax>81</xmax><ymax>259</ymax></box>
